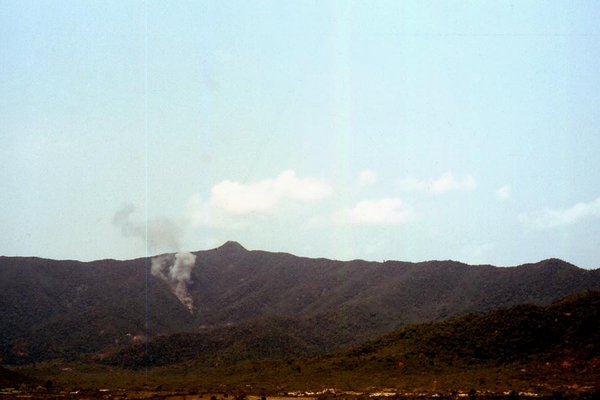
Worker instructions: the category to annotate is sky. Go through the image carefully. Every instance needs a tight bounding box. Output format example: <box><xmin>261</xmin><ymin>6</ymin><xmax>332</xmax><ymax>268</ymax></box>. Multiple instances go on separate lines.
<box><xmin>1</xmin><ymin>1</ymin><xmax>600</xmax><ymax>269</ymax></box>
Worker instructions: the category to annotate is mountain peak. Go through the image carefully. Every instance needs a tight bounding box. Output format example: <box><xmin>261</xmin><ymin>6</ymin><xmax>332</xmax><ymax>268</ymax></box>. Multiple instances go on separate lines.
<box><xmin>217</xmin><ymin>241</ymin><xmax>247</xmax><ymax>253</ymax></box>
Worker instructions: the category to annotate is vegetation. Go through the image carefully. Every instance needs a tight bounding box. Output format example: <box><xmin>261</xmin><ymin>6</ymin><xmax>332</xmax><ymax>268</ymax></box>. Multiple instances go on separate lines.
<box><xmin>0</xmin><ymin>365</ymin><xmax>39</xmax><ymax>388</ymax></box>
<box><xmin>5</xmin><ymin>291</ymin><xmax>597</xmax><ymax>398</ymax></box>
<box><xmin>1</xmin><ymin>244</ymin><xmax>600</xmax><ymax>397</ymax></box>
<box><xmin>2</xmin><ymin>246</ymin><xmax>600</xmax><ymax>365</ymax></box>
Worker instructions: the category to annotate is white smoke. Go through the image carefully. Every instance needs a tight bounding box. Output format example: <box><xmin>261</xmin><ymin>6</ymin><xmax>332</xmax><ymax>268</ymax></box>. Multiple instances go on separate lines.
<box><xmin>151</xmin><ymin>252</ymin><xmax>197</xmax><ymax>312</ymax></box>
<box><xmin>112</xmin><ymin>204</ymin><xmax>197</xmax><ymax>313</ymax></box>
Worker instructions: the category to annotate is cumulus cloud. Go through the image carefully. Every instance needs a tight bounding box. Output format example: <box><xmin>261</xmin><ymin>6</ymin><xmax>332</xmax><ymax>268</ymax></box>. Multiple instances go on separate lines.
<box><xmin>397</xmin><ymin>172</ymin><xmax>476</xmax><ymax>194</ymax></box>
<box><xmin>186</xmin><ymin>170</ymin><xmax>333</xmax><ymax>231</ymax></box>
<box><xmin>519</xmin><ymin>196</ymin><xmax>600</xmax><ymax>230</ymax></box>
<box><xmin>496</xmin><ymin>185</ymin><xmax>511</xmax><ymax>200</ymax></box>
<box><xmin>208</xmin><ymin>170</ymin><xmax>333</xmax><ymax>214</ymax></box>
<box><xmin>186</xmin><ymin>193</ymin><xmax>249</xmax><ymax>230</ymax></box>
<box><xmin>336</xmin><ymin>198</ymin><xmax>410</xmax><ymax>225</ymax></box>
<box><xmin>357</xmin><ymin>169</ymin><xmax>377</xmax><ymax>186</ymax></box>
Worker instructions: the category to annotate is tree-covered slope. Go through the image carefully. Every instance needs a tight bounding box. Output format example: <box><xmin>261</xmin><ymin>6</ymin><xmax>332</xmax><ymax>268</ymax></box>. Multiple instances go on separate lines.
<box><xmin>101</xmin><ymin>291</ymin><xmax>600</xmax><ymax>395</ymax></box>
<box><xmin>1</xmin><ymin>242</ymin><xmax>599</xmax><ymax>364</ymax></box>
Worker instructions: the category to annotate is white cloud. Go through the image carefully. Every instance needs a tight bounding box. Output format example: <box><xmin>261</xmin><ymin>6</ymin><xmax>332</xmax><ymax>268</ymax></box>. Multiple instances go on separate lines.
<box><xmin>336</xmin><ymin>198</ymin><xmax>410</xmax><ymax>225</ymax></box>
<box><xmin>187</xmin><ymin>170</ymin><xmax>333</xmax><ymax>229</ymax></box>
<box><xmin>519</xmin><ymin>196</ymin><xmax>600</xmax><ymax>230</ymax></box>
<box><xmin>186</xmin><ymin>194</ymin><xmax>248</xmax><ymax>230</ymax></box>
<box><xmin>397</xmin><ymin>172</ymin><xmax>476</xmax><ymax>194</ymax></box>
<box><xmin>209</xmin><ymin>170</ymin><xmax>333</xmax><ymax>214</ymax></box>
<box><xmin>357</xmin><ymin>169</ymin><xmax>377</xmax><ymax>186</ymax></box>
<box><xmin>496</xmin><ymin>185</ymin><xmax>511</xmax><ymax>200</ymax></box>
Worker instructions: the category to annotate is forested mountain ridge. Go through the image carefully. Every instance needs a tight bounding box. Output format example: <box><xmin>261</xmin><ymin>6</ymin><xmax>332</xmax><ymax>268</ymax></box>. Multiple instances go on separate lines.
<box><xmin>1</xmin><ymin>242</ymin><xmax>599</xmax><ymax>364</ymax></box>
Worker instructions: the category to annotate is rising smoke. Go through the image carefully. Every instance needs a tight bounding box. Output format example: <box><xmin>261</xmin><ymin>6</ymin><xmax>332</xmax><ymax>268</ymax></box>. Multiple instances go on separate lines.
<box><xmin>112</xmin><ymin>204</ymin><xmax>181</xmax><ymax>252</ymax></box>
<box><xmin>112</xmin><ymin>204</ymin><xmax>197</xmax><ymax>313</ymax></box>
<box><xmin>151</xmin><ymin>252</ymin><xmax>197</xmax><ymax>312</ymax></box>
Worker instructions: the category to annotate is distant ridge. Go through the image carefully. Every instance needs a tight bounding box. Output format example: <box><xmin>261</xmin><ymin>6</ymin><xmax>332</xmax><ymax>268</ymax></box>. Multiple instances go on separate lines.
<box><xmin>1</xmin><ymin>242</ymin><xmax>599</xmax><ymax>364</ymax></box>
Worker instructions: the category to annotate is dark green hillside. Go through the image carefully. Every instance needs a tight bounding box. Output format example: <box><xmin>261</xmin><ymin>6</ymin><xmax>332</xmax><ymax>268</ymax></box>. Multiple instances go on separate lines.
<box><xmin>345</xmin><ymin>290</ymin><xmax>600</xmax><ymax>370</ymax></box>
<box><xmin>0</xmin><ymin>365</ymin><xmax>39</xmax><ymax>388</ymax></box>
<box><xmin>73</xmin><ymin>291</ymin><xmax>600</xmax><ymax>395</ymax></box>
<box><xmin>189</xmin><ymin>249</ymin><xmax>600</xmax><ymax>332</ymax></box>
<box><xmin>6</xmin><ymin>291</ymin><xmax>600</xmax><ymax>395</ymax></box>
<box><xmin>282</xmin><ymin>290</ymin><xmax>600</xmax><ymax>391</ymax></box>
<box><xmin>2</xmin><ymin>243</ymin><xmax>600</xmax><ymax>365</ymax></box>
<box><xmin>0</xmin><ymin>256</ymin><xmax>194</xmax><ymax>364</ymax></box>
<box><xmin>186</xmin><ymin>250</ymin><xmax>600</xmax><ymax>353</ymax></box>
<box><xmin>108</xmin><ymin>291</ymin><xmax>600</xmax><ymax>370</ymax></box>
<box><xmin>105</xmin><ymin>315</ymin><xmax>341</xmax><ymax>368</ymax></box>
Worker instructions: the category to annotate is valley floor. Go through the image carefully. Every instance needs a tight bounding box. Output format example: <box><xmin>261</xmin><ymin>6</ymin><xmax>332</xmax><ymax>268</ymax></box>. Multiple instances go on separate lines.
<box><xmin>1</xmin><ymin>389</ymin><xmax>600</xmax><ymax>400</ymax></box>
<box><xmin>3</xmin><ymin>362</ymin><xmax>599</xmax><ymax>400</ymax></box>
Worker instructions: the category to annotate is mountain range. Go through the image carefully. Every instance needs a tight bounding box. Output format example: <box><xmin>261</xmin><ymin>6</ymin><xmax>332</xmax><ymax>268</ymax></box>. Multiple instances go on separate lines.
<box><xmin>1</xmin><ymin>241</ymin><xmax>600</xmax><ymax>366</ymax></box>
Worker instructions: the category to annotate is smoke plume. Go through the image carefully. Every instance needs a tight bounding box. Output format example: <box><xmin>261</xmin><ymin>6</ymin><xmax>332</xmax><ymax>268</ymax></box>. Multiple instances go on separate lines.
<box><xmin>112</xmin><ymin>204</ymin><xmax>181</xmax><ymax>252</ymax></box>
<box><xmin>112</xmin><ymin>204</ymin><xmax>197</xmax><ymax>312</ymax></box>
<box><xmin>151</xmin><ymin>252</ymin><xmax>197</xmax><ymax>312</ymax></box>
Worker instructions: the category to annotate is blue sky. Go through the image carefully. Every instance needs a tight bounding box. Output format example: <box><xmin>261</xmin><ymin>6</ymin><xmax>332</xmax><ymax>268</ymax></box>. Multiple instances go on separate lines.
<box><xmin>2</xmin><ymin>1</ymin><xmax>600</xmax><ymax>268</ymax></box>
